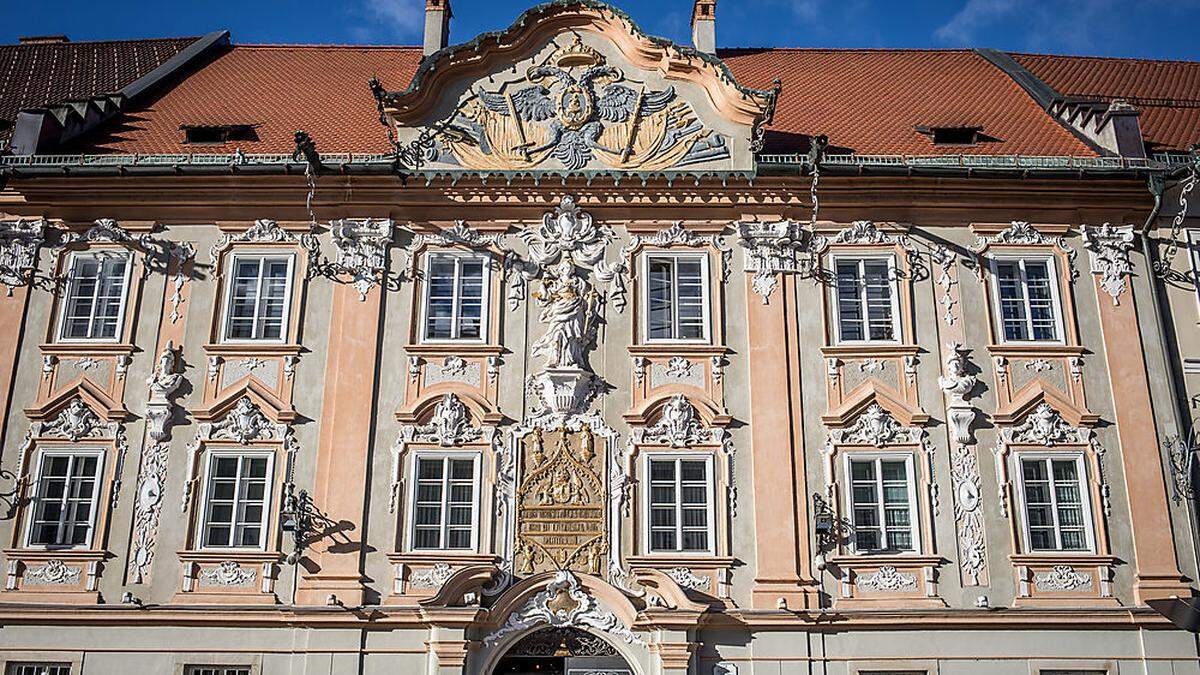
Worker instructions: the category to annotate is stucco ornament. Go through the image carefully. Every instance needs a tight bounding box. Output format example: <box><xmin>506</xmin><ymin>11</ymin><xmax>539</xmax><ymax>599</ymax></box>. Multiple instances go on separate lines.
<box><xmin>832</xmin><ymin>403</ymin><xmax>907</xmax><ymax>447</ymax></box>
<box><xmin>210</xmin><ymin>397</ymin><xmax>276</xmax><ymax>444</ymax></box>
<box><xmin>666</xmin><ymin>567</ymin><xmax>711</xmax><ymax>591</ymax></box>
<box><xmin>128</xmin><ymin>440</ymin><xmax>169</xmax><ymax>584</ymax></box>
<box><xmin>637</xmin><ymin>395</ymin><xmax>712</xmax><ymax>449</ymax></box>
<box><xmin>1034</xmin><ymin>565</ymin><xmax>1092</xmax><ymax>592</ymax></box>
<box><xmin>0</xmin><ymin>218</ymin><xmax>46</xmax><ymax>294</ymax></box>
<box><xmin>736</xmin><ymin>220</ymin><xmax>815</xmax><ymax>303</ymax></box>
<box><xmin>1080</xmin><ymin>223</ymin><xmax>1135</xmax><ymax>305</ymax></box>
<box><xmin>409</xmin><ymin>562</ymin><xmax>455</xmax><ymax>590</ymax></box>
<box><xmin>208</xmin><ymin>218</ymin><xmax>319</xmax><ymax>268</ymax></box>
<box><xmin>24</xmin><ymin>559</ymin><xmax>81</xmax><ymax>586</ymax></box>
<box><xmin>484</xmin><ymin>570</ymin><xmax>643</xmax><ymax>646</ymax></box>
<box><xmin>406</xmin><ymin>393</ymin><xmax>483</xmax><ymax>447</ymax></box>
<box><xmin>531</xmin><ymin>261</ymin><xmax>602</xmax><ymax>371</ymax></box>
<box><xmin>938</xmin><ymin>342</ymin><xmax>979</xmax><ymax>445</ymax></box>
<box><xmin>856</xmin><ymin>566</ymin><xmax>918</xmax><ymax>593</ymax></box>
<box><xmin>329</xmin><ymin>218</ymin><xmax>394</xmax><ymax>300</ymax></box>
<box><xmin>974</xmin><ymin>221</ymin><xmax>1078</xmax><ymax>280</ymax></box>
<box><xmin>41</xmin><ymin>398</ymin><xmax>104</xmax><ymax>442</ymax></box>
<box><xmin>1004</xmin><ymin>403</ymin><xmax>1085</xmax><ymax>446</ymax></box>
<box><xmin>167</xmin><ymin>242</ymin><xmax>194</xmax><ymax>323</ymax></box>
<box><xmin>146</xmin><ymin>341</ymin><xmax>185</xmax><ymax>442</ymax></box>
<box><xmin>1164</xmin><ymin>429</ymin><xmax>1198</xmax><ymax>505</ymax></box>
<box><xmin>200</xmin><ymin>561</ymin><xmax>257</xmax><ymax>587</ymax></box>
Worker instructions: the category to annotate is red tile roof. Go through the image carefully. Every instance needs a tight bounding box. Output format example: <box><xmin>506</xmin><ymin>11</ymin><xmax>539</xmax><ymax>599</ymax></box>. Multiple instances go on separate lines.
<box><xmin>1014</xmin><ymin>53</ymin><xmax>1200</xmax><ymax>152</ymax></box>
<box><xmin>720</xmin><ymin>48</ymin><xmax>1095</xmax><ymax>156</ymax></box>
<box><xmin>0</xmin><ymin>36</ymin><xmax>198</xmax><ymax>144</ymax></box>
<box><xmin>82</xmin><ymin>45</ymin><xmax>422</xmax><ymax>155</ymax></box>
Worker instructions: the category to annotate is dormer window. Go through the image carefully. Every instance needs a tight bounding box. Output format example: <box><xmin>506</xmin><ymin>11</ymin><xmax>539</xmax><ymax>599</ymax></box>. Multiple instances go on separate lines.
<box><xmin>916</xmin><ymin>125</ymin><xmax>986</xmax><ymax>147</ymax></box>
<box><xmin>182</xmin><ymin>124</ymin><xmax>259</xmax><ymax>145</ymax></box>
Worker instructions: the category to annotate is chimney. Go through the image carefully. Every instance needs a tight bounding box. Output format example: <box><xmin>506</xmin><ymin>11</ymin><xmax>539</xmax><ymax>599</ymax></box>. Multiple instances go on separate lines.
<box><xmin>691</xmin><ymin>1</ymin><xmax>716</xmax><ymax>54</ymax></box>
<box><xmin>424</xmin><ymin>0</ymin><xmax>452</xmax><ymax>56</ymax></box>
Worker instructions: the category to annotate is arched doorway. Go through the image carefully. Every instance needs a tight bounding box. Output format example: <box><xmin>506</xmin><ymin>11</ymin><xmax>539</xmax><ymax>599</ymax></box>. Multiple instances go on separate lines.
<box><xmin>492</xmin><ymin>627</ymin><xmax>634</xmax><ymax>675</ymax></box>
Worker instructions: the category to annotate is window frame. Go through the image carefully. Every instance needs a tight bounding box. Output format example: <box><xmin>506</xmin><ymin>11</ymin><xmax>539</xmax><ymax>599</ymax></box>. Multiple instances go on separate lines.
<box><xmin>1013</xmin><ymin>451</ymin><xmax>1097</xmax><ymax>555</ymax></box>
<box><xmin>5</xmin><ymin>664</ymin><xmax>73</xmax><ymax>675</ymax></box>
<box><xmin>640</xmin><ymin>452</ymin><xmax>716</xmax><ymax>557</ymax></box>
<box><xmin>841</xmin><ymin>452</ymin><xmax>922</xmax><ymax>556</ymax></box>
<box><xmin>54</xmin><ymin>249</ymin><xmax>134</xmax><ymax>344</ymax></box>
<box><xmin>829</xmin><ymin>253</ymin><xmax>903</xmax><ymax>345</ymax></box>
<box><xmin>988</xmin><ymin>253</ymin><xmax>1067</xmax><ymax>346</ymax></box>
<box><xmin>641</xmin><ymin>250</ymin><xmax>712</xmax><ymax>344</ymax></box>
<box><xmin>405</xmin><ymin>451</ymin><xmax>482</xmax><ymax>553</ymax></box>
<box><xmin>22</xmin><ymin>447</ymin><xmax>105</xmax><ymax>550</ymax></box>
<box><xmin>218</xmin><ymin>251</ymin><xmax>297</xmax><ymax>345</ymax></box>
<box><xmin>195</xmin><ymin>448</ymin><xmax>276</xmax><ymax>552</ymax></box>
<box><xmin>418</xmin><ymin>251</ymin><xmax>492</xmax><ymax>345</ymax></box>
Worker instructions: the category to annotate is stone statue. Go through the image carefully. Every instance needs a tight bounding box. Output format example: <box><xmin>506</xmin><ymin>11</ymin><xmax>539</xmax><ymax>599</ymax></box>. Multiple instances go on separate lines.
<box><xmin>531</xmin><ymin>260</ymin><xmax>600</xmax><ymax>370</ymax></box>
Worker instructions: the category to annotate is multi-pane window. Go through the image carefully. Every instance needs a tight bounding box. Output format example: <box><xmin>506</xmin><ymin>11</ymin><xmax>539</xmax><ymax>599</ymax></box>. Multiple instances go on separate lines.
<box><xmin>992</xmin><ymin>257</ymin><xmax>1062</xmax><ymax>343</ymax></box>
<box><xmin>847</xmin><ymin>456</ymin><xmax>917</xmax><ymax>553</ymax></box>
<box><xmin>26</xmin><ymin>451</ymin><xmax>102</xmax><ymax>548</ymax></box>
<box><xmin>1019</xmin><ymin>455</ymin><xmax>1093</xmax><ymax>552</ymax></box>
<box><xmin>201</xmin><ymin>453</ymin><xmax>272</xmax><ymax>549</ymax></box>
<box><xmin>222</xmin><ymin>254</ymin><xmax>293</xmax><ymax>342</ymax></box>
<box><xmin>646</xmin><ymin>457</ymin><xmax>712</xmax><ymax>554</ymax></box>
<box><xmin>834</xmin><ymin>257</ymin><xmax>898</xmax><ymax>343</ymax></box>
<box><xmin>645</xmin><ymin>253</ymin><xmax>708</xmax><ymax>342</ymax></box>
<box><xmin>410</xmin><ymin>455</ymin><xmax>478</xmax><ymax>550</ymax></box>
<box><xmin>58</xmin><ymin>251</ymin><xmax>131</xmax><ymax>341</ymax></box>
<box><xmin>422</xmin><ymin>253</ymin><xmax>488</xmax><ymax>342</ymax></box>
<box><xmin>184</xmin><ymin>668</ymin><xmax>251</xmax><ymax>675</ymax></box>
<box><xmin>5</xmin><ymin>665</ymin><xmax>71</xmax><ymax>675</ymax></box>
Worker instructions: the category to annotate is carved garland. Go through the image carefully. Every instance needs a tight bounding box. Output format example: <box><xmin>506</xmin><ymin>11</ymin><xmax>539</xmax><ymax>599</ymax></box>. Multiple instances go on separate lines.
<box><xmin>974</xmin><ymin>221</ymin><xmax>1079</xmax><ymax>281</ymax></box>
<box><xmin>1080</xmin><ymin>223</ymin><xmax>1135</xmax><ymax>305</ymax></box>
<box><xmin>209</xmin><ymin>219</ymin><xmax>320</xmax><ymax>271</ymax></box>
<box><xmin>328</xmin><ymin>218</ymin><xmax>394</xmax><ymax>300</ymax></box>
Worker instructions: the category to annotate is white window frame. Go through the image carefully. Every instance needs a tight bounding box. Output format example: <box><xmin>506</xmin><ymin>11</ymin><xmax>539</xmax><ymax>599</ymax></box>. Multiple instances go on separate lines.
<box><xmin>988</xmin><ymin>253</ymin><xmax>1067</xmax><ymax>345</ymax></box>
<box><xmin>640</xmin><ymin>452</ymin><xmax>716</xmax><ymax>556</ymax></box>
<box><xmin>841</xmin><ymin>452</ymin><xmax>922</xmax><ymax>555</ymax></box>
<box><xmin>218</xmin><ymin>252</ymin><xmax>296</xmax><ymax>345</ymax></box>
<box><xmin>5</xmin><ymin>664</ymin><xmax>73</xmax><ymax>675</ymax></box>
<box><xmin>406</xmin><ymin>451</ymin><xmax>482</xmax><ymax>552</ymax></box>
<box><xmin>641</xmin><ymin>251</ymin><xmax>712</xmax><ymax>344</ymax></box>
<box><xmin>1013</xmin><ymin>451</ymin><xmax>1096</xmax><ymax>554</ymax></box>
<box><xmin>196</xmin><ymin>449</ymin><xmax>275</xmax><ymax>552</ymax></box>
<box><xmin>183</xmin><ymin>667</ymin><xmax>253</xmax><ymax>675</ymax></box>
<box><xmin>419</xmin><ymin>251</ymin><xmax>492</xmax><ymax>344</ymax></box>
<box><xmin>830</xmin><ymin>253</ymin><xmax>902</xmax><ymax>345</ymax></box>
<box><xmin>55</xmin><ymin>250</ymin><xmax>133</xmax><ymax>344</ymax></box>
<box><xmin>22</xmin><ymin>447</ymin><xmax>105</xmax><ymax>550</ymax></box>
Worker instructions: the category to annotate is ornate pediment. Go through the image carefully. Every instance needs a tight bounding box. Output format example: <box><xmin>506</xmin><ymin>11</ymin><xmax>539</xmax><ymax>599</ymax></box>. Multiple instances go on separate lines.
<box><xmin>378</xmin><ymin>4</ymin><xmax>775</xmax><ymax>173</ymax></box>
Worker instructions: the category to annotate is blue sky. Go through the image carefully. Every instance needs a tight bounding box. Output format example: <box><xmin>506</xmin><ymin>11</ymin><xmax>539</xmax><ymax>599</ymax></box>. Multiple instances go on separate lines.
<box><xmin>5</xmin><ymin>0</ymin><xmax>1200</xmax><ymax>60</ymax></box>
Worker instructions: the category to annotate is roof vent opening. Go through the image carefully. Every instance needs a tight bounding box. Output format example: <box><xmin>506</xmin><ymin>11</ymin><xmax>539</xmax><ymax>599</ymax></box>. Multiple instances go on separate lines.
<box><xmin>181</xmin><ymin>124</ymin><xmax>259</xmax><ymax>145</ymax></box>
<box><xmin>916</xmin><ymin>125</ymin><xmax>991</xmax><ymax>147</ymax></box>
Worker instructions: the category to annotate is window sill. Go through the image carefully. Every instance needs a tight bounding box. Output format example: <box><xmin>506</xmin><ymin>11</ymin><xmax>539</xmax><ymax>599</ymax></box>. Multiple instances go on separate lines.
<box><xmin>820</xmin><ymin>344</ymin><xmax>918</xmax><ymax>357</ymax></box>
<box><xmin>204</xmin><ymin>343</ymin><xmax>302</xmax><ymax>356</ymax></box>
<box><xmin>628</xmin><ymin>344</ymin><xmax>728</xmax><ymax>356</ymax></box>
<box><xmin>828</xmin><ymin>553</ymin><xmax>942</xmax><ymax>566</ymax></box>
<box><xmin>2</xmin><ymin>547</ymin><xmax>108</xmax><ymax>562</ymax></box>
<box><xmin>387</xmin><ymin>551</ymin><xmax>498</xmax><ymax>565</ymax></box>
<box><xmin>40</xmin><ymin>342</ymin><xmax>134</xmax><ymax>355</ymax></box>
<box><xmin>987</xmin><ymin>343</ymin><xmax>1084</xmax><ymax>357</ymax></box>
<box><xmin>625</xmin><ymin>555</ymin><xmax>736</xmax><ymax>568</ymax></box>
<box><xmin>177</xmin><ymin>549</ymin><xmax>280</xmax><ymax>564</ymax></box>
<box><xmin>405</xmin><ymin>343</ymin><xmax>503</xmax><ymax>356</ymax></box>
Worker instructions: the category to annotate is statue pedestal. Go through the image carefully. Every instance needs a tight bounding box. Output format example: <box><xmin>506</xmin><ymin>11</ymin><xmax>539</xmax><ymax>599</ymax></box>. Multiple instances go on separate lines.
<box><xmin>531</xmin><ymin>368</ymin><xmax>597</xmax><ymax>421</ymax></box>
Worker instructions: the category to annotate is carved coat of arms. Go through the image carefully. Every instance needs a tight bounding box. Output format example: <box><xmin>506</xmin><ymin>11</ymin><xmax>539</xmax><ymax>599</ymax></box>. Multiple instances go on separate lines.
<box><xmin>440</xmin><ymin>34</ymin><xmax>729</xmax><ymax>171</ymax></box>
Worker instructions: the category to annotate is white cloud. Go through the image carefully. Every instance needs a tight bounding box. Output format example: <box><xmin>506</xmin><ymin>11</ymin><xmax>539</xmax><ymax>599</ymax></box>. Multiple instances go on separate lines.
<box><xmin>934</xmin><ymin>0</ymin><xmax>1019</xmax><ymax>44</ymax></box>
<box><xmin>358</xmin><ymin>0</ymin><xmax>425</xmax><ymax>40</ymax></box>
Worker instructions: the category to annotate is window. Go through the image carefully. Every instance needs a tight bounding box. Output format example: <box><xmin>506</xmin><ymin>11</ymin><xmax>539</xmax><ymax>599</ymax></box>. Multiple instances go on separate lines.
<box><xmin>834</xmin><ymin>256</ymin><xmax>899</xmax><ymax>343</ymax></box>
<box><xmin>57</xmin><ymin>251</ymin><xmax>131</xmax><ymax>341</ymax></box>
<box><xmin>645</xmin><ymin>253</ymin><xmax>709</xmax><ymax>342</ymax></box>
<box><xmin>25</xmin><ymin>451</ymin><xmax>102</xmax><ymax>548</ymax></box>
<box><xmin>1017</xmin><ymin>455</ymin><xmax>1094</xmax><ymax>553</ymax></box>
<box><xmin>184</xmin><ymin>668</ymin><xmax>251</xmax><ymax>675</ymax></box>
<box><xmin>182</xmin><ymin>124</ymin><xmax>258</xmax><ymax>145</ymax></box>
<box><xmin>221</xmin><ymin>254</ymin><xmax>294</xmax><ymax>342</ymax></box>
<box><xmin>5</xmin><ymin>665</ymin><xmax>71</xmax><ymax>675</ymax></box>
<box><xmin>846</xmin><ymin>456</ymin><xmax>918</xmax><ymax>554</ymax></box>
<box><xmin>991</xmin><ymin>256</ymin><xmax>1063</xmax><ymax>343</ymax></box>
<box><xmin>421</xmin><ymin>253</ymin><xmax>489</xmax><ymax>342</ymax></box>
<box><xmin>646</xmin><ymin>456</ymin><xmax>713</xmax><ymax>554</ymax></box>
<box><xmin>200</xmin><ymin>452</ymin><xmax>273</xmax><ymax>549</ymax></box>
<box><xmin>410</xmin><ymin>455</ymin><xmax>479</xmax><ymax>551</ymax></box>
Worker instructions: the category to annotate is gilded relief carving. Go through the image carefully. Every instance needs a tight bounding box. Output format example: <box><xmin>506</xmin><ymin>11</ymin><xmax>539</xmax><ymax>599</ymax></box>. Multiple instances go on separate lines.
<box><xmin>429</xmin><ymin>35</ymin><xmax>728</xmax><ymax>172</ymax></box>
<box><xmin>514</xmin><ymin>426</ymin><xmax>608</xmax><ymax>577</ymax></box>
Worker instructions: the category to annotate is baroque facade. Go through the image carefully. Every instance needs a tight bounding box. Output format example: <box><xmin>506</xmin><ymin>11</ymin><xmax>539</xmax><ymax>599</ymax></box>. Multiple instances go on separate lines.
<box><xmin>1</xmin><ymin>1</ymin><xmax>1200</xmax><ymax>674</ymax></box>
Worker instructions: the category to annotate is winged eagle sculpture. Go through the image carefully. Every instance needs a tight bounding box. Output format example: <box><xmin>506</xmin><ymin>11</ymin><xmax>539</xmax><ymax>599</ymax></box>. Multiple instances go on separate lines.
<box><xmin>432</xmin><ymin>34</ymin><xmax>727</xmax><ymax>172</ymax></box>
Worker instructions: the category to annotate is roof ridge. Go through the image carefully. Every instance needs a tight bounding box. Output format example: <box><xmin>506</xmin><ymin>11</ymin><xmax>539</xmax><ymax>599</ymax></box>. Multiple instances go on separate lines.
<box><xmin>1010</xmin><ymin>51</ymin><xmax>1200</xmax><ymax>67</ymax></box>
<box><xmin>2</xmin><ymin>35</ymin><xmax>200</xmax><ymax>47</ymax></box>
<box><xmin>718</xmin><ymin>46</ymin><xmax>974</xmax><ymax>54</ymax></box>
